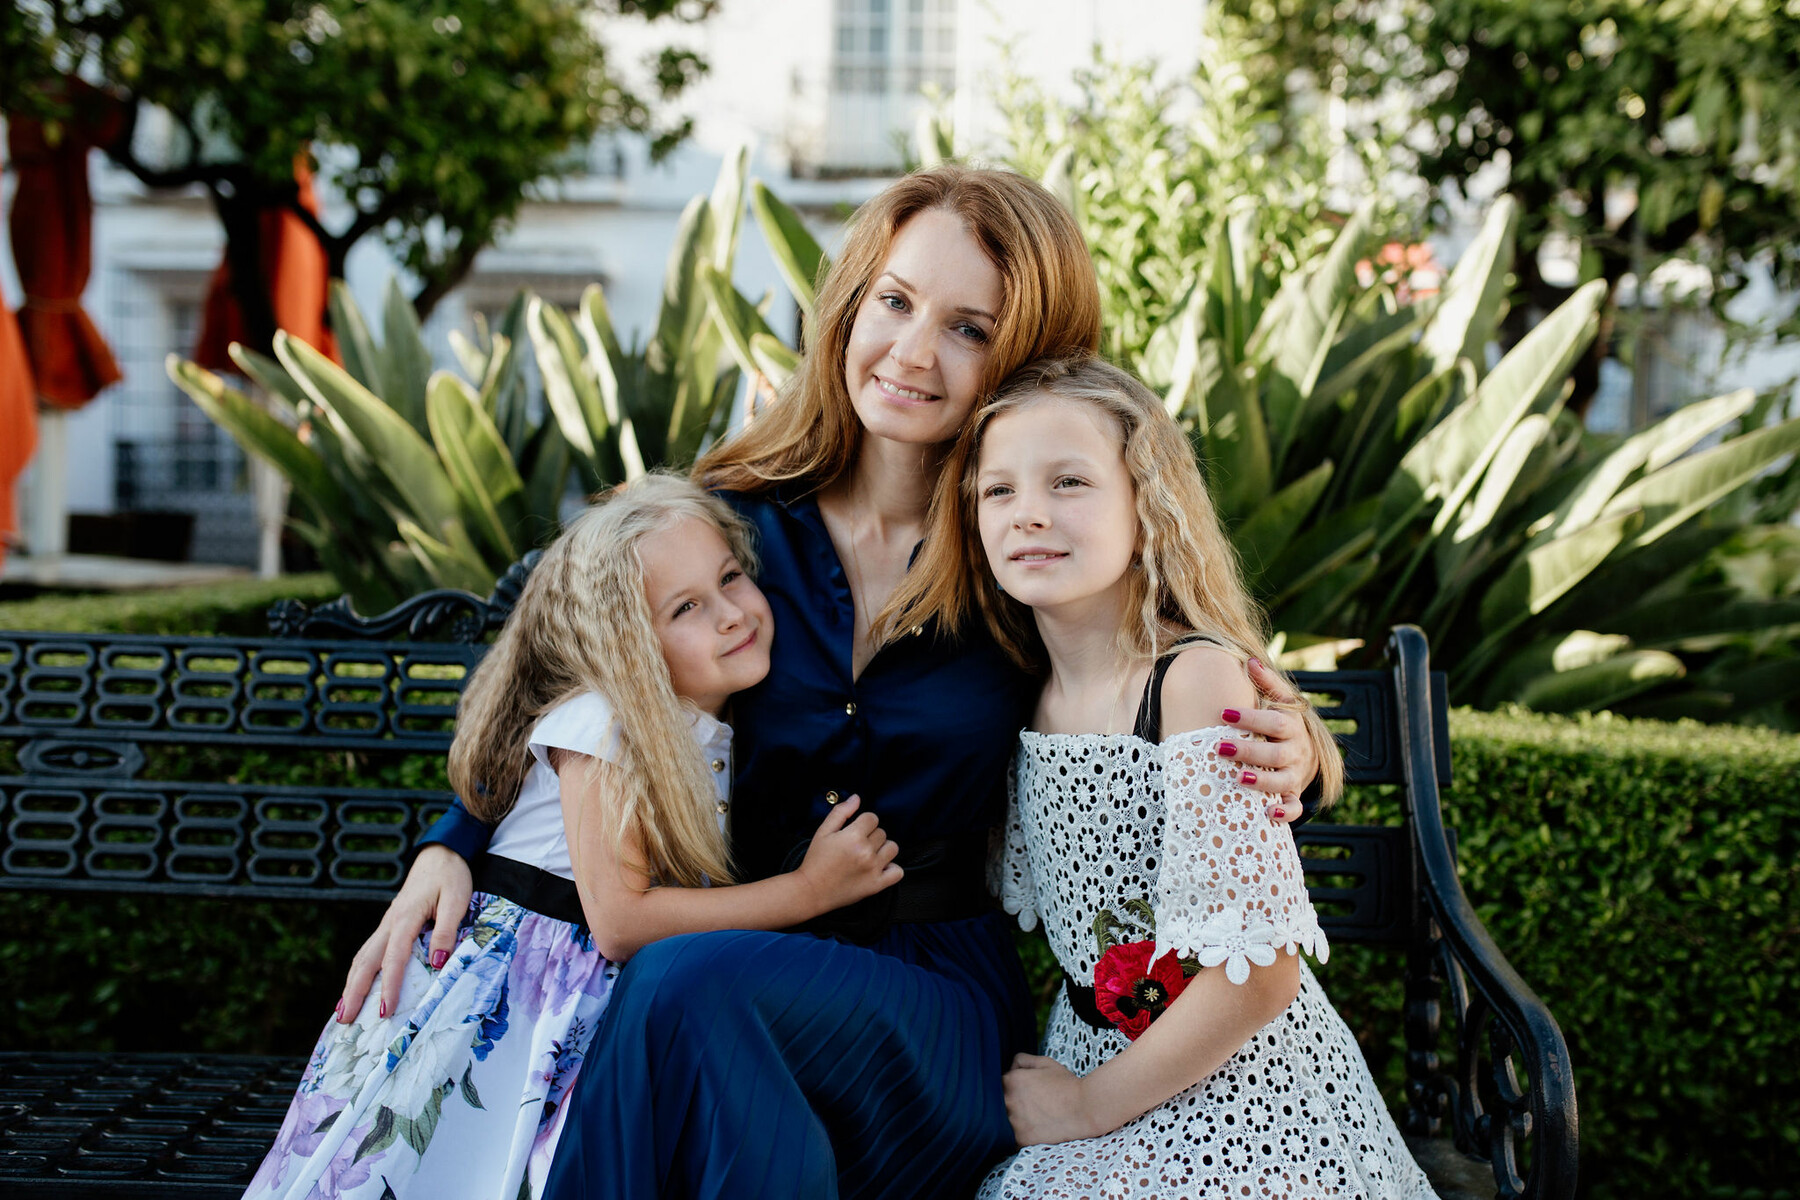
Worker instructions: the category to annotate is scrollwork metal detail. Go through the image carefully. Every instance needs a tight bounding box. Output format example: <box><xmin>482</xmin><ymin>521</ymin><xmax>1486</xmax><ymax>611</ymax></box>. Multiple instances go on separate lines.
<box><xmin>265</xmin><ymin>550</ymin><xmax>543</xmax><ymax>643</ymax></box>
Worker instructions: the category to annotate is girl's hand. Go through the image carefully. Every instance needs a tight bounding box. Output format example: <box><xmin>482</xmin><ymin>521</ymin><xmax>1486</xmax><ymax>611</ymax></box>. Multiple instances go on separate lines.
<box><xmin>338</xmin><ymin>844</ymin><xmax>473</xmax><ymax>1022</ymax></box>
<box><xmin>1003</xmin><ymin>1053</ymin><xmax>1098</xmax><ymax>1146</ymax></box>
<box><xmin>795</xmin><ymin>795</ymin><xmax>903</xmax><ymax>911</ymax></box>
<box><xmin>1226</xmin><ymin>657</ymin><xmax>1322</xmax><ymax>824</ymax></box>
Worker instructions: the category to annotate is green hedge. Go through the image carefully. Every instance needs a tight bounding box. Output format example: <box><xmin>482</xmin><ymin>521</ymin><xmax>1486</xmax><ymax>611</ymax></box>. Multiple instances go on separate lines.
<box><xmin>1426</xmin><ymin>709</ymin><xmax>1797</xmax><ymax>1200</ymax></box>
<box><xmin>3</xmin><ymin>583</ymin><xmax>1793</xmax><ymax>1198</ymax></box>
<box><xmin>0</xmin><ymin>572</ymin><xmax>339</xmax><ymax>636</ymax></box>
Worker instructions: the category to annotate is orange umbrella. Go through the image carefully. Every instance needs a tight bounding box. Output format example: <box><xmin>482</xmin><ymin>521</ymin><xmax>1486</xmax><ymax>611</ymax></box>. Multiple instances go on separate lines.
<box><xmin>194</xmin><ymin>153</ymin><xmax>339</xmax><ymax>367</ymax></box>
<box><xmin>7</xmin><ymin>91</ymin><xmax>126</xmax><ymax>410</ymax></box>
<box><xmin>0</xmin><ymin>297</ymin><xmax>36</xmax><ymax>574</ymax></box>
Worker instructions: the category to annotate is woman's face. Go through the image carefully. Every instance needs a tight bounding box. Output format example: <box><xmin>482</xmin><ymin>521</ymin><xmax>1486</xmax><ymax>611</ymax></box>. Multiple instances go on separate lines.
<box><xmin>843</xmin><ymin>206</ymin><xmax>1004</xmax><ymax>451</ymax></box>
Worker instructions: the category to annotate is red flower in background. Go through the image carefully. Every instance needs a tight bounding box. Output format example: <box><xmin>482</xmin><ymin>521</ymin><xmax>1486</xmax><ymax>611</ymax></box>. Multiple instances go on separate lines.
<box><xmin>1093</xmin><ymin>941</ymin><xmax>1191</xmax><ymax>1041</ymax></box>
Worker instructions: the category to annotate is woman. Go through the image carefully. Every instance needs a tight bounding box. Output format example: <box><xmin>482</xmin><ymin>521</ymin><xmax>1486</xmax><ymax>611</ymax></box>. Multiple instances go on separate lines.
<box><xmin>340</xmin><ymin>166</ymin><xmax>1322</xmax><ymax>1199</ymax></box>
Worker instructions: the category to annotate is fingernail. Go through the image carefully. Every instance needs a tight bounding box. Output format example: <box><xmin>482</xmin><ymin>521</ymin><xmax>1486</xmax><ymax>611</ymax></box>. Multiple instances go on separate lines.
<box><xmin>379</xmin><ymin>1000</ymin><xmax>388</xmax><ymax>1019</ymax></box>
<box><xmin>1218</xmin><ymin>741</ymin><xmax>1237</xmax><ymax>757</ymax></box>
<box><xmin>1249</xmin><ymin>658</ymin><xmax>1263</xmax><ymax>671</ymax></box>
<box><xmin>1241</xmin><ymin>770</ymin><xmax>1258</xmax><ymax>786</ymax></box>
<box><xmin>431</xmin><ymin>949</ymin><xmax>449</xmax><ymax>970</ymax></box>
<box><xmin>1222</xmin><ymin>708</ymin><xmax>1241</xmax><ymax>723</ymax></box>
<box><xmin>1271</xmin><ymin>808</ymin><xmax>1285</xmax><ymax>820</ymax></box>
<box><xmin>333</xmin><ymin>1000</ymin><xmax>345</xmax><ymax>1022</ymax></box>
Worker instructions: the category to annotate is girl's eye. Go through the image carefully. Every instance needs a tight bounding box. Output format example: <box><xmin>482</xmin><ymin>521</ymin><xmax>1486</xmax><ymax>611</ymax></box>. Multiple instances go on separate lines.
<box><xmin>981</xmin><ymin>483</ymin><xmax>1013</xmax><ymax>499</ymax></box>
<box><xmin>1054</xmin><ymin>476</ymin><xmax>1086</xmax><ymax>489</ymax></box>
<box><xmin>673</xmin><ymin>600</ymin><xmax>697</xmax><ymax>617</ymax></box>
<box><xmin>721</xmin><ymin>568</ymin><xmax>742</xmax><ymax>586</ymax></box>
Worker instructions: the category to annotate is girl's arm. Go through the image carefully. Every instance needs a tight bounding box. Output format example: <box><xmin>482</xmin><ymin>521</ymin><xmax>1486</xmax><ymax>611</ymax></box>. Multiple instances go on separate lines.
<box><xmin>1006</xmin><ymin>952</ymin><xmax>1299</xmax><ymax>1144</ymax></box>
<box><xmin>1006</xmin><ymin>646</ymin><xmax>1306</xmax><ymax>1143</ymax></box>
<box><xmin>558</xmin><ymin>750</ymin><xmax>902</xmax><ymax>961</ymax></box>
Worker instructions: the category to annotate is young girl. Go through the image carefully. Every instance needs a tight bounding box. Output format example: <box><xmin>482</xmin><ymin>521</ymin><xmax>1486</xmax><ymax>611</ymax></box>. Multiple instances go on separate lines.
<box><xmin>244</xmin><ymin>474</ymin><xmax>901</xmax><ymax>1200</ymax></box>
<box><xmin>891</xmin><ymin>356</ymin><xmax>1438</xmax><ymax>1198</ymax></box>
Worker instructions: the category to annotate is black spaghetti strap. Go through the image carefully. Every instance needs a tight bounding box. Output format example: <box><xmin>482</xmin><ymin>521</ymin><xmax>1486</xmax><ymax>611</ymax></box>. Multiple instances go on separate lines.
<box><xmin>1131</xmin><ymin>635</ymin><xmax>1225</xmax><ymax>743</ymax></box>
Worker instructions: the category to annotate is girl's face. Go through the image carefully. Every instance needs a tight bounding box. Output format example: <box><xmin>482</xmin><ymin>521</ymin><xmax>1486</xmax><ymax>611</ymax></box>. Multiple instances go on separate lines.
<box><xmin>843</xmin><ymin>206</ymin><xmax>1004</xmax><ymax>451</ymax></box>
<box><xmin>638</xmin><ymin>517</ymin><xmax>774</xmax><ymax>716</ymax></box>
<box><xmin>975</xmin><ymin>395</ymin><xmax>1140</xmax><ymax>619</ymax></box>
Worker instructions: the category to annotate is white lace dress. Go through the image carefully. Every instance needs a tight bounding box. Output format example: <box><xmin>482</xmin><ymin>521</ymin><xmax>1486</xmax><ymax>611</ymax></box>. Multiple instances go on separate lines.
<box><xmin>979</xmin><ymin>727</ymin><xmax>1438</xmax><ymax>1200</ymax></box>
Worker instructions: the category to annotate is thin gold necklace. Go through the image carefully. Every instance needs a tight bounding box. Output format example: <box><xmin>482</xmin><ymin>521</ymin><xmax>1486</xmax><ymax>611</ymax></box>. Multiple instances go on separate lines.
<box><xmin>842</xmin><ymin>480</ymin><xmax>881</xmax><ymax>652</ymax></box>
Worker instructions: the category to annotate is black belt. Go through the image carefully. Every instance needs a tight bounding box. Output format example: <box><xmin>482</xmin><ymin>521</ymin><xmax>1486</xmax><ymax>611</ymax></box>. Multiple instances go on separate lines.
<box><xmin>472</xmin><ymin>855</ymin><xmax>588</xmax><ymax>929</ymax></box>
<box><xmin>1063</xmin><ymin>975</ymin><xmax>1115</xmax><ymax>1031</ymax></box>
<box><xmin>782</xmin><ymin>835</ymin><xmax>994</xmax><ymax>945</ymax></box>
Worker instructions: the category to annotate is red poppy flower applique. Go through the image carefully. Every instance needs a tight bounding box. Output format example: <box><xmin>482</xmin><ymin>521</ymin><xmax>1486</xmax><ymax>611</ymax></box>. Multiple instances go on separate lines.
<box><xmin>1092</xmin><ymin>940</ymin><xmax>1191</xmax><ymax>1041</ymax></box>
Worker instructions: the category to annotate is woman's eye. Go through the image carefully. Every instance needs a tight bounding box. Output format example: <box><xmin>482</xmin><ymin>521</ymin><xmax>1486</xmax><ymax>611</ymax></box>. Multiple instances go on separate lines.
<box><xmin>957</xmin><ymin>322</ymin><xmax>989</xmax><ymax>343</ymax></box>
<box><xmin>881</xmin><ymin>293</ymin><xmax>907</xmax><ymax>312</ymax></box>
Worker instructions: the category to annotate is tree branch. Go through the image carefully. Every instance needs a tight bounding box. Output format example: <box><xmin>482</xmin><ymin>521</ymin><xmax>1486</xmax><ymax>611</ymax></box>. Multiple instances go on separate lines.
<box><xmin>410</xmin><ymin>242</ymin><xmax>483</xmax><ymax>322</ymax></box>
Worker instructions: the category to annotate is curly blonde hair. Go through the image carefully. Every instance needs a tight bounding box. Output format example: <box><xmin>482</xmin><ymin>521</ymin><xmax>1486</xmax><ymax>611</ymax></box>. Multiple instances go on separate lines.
<box><xmin>888</xmin><ymin>355</ymin><xmax>1344</xmax><ymax>802</ymax></box>
<box><xmin>449</xmin><ymin>474</ymin><xmax>758</xmax><ymax>887</ymax></box>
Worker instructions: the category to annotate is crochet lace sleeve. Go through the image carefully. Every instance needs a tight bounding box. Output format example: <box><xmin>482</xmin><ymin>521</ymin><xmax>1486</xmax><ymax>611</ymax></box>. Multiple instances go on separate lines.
<box><xmin>1152</xmin><ymin>726</ymin><xmax>1326</xmax><ymax>983</ymax></box>
<box><xmin>989</xmin><ymin>757</ymin><xmax>1040</xmax><ymax>932</ymax></box>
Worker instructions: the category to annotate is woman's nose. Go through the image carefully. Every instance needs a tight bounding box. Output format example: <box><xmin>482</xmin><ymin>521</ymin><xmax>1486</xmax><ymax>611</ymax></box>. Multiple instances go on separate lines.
<box><xmin>890</xmin><ymin>323</ymin><xmax>934</xmax><ymax>371</ymax></box>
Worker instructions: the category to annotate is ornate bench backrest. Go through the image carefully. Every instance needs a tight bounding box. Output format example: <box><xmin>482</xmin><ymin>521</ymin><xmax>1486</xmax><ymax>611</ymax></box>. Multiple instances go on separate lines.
<box><xmin>0</xmin><ymin>632</ymin><xmax>483</xmax><ymax>901</ymax></box>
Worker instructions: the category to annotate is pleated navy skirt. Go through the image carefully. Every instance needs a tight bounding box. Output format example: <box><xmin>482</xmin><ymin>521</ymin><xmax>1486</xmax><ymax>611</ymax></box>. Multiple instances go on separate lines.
<box><xmin>540</xmin><ymin>912</ymin><xmax>1034</xmax><ymax>1200</ymax></box>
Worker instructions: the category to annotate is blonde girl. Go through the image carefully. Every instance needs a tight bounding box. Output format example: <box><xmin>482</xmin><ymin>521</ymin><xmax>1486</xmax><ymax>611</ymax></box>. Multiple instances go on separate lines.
<box><xmin>246</xmin><ymin>475</ymin><xmax>899</xmax><ymax>1200</ymax></box>
<box><xmin>906</xmin><ymin>355</ymin><xmax>1435</xmax><ymax>1198</ymax></box>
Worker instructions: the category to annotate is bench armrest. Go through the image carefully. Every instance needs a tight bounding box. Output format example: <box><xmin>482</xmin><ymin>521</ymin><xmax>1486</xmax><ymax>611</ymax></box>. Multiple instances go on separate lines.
<box><xmin>1390</xmin><ymin>625</ymin><xmax>1580</xmax><ymax>1200</ymax></box>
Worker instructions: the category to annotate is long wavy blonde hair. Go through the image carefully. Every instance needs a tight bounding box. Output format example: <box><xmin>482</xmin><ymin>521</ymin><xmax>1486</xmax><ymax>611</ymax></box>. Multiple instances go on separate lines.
<box><xmin>890</xmin><ymin>355</ymin><xmax>1344</xmax><ymax>803</ymax></box>
<box><xmin>449</xmin><ymin>474</ymin><xmax>758</xmax><ymax>887</ymax></box>
<box><xmin>698</xmin><ymin>163</ymin><xmax>1101</xmax><ymax>496</ymax></box>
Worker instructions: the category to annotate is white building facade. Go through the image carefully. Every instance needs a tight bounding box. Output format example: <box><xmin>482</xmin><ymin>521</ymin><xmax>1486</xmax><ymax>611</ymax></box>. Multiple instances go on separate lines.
<box><xmin>3</xmin><ymin>0</ymin><xmax>1206</xmax><ymax>569</ymax></box>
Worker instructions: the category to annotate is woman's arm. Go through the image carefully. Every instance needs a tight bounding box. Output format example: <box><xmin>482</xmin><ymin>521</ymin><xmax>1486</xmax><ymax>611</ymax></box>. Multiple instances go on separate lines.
<box><xmin>336</xmin><ymin>800</ymin><xmax>488</xmax><ymax>1020</ymax></box>
<box><xmin>560</xmin><ymin>751</ymin><xmax>901</xmax><ymax>961</ymax></box>
<box><xmin>336</xmin><ymin>842</ymin><xmax>474</xmax><ymax>1021</ymax></box>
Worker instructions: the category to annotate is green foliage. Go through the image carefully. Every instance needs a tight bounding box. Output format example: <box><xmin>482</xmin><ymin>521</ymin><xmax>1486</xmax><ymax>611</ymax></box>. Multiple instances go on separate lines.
<box><xmin>987</xmin><ymin>124</ymin><xmax>1800</xmax><ymax>718</ymax></box>
<box><xmin>1220</xmin><ymin>0</ymin><xmax>1800</xmax><ymax>343</ymax></box>
<box><xmin>169</xmin><ymin>151</ymin><xmax>751</xmax><ymax>610</ymax></box>
<box><xmin>171</xmin><ymin>279</ymin><xmax>567</xmax><ymax>612</ymax></box>
<box><xmin>989</xmin><ymin>28</ymin><xmax>1420</xmax><ymax>372</ymax></box>
<box><xmin>0</xmin><ymin>573</ymin><xmax>337</xmax><ymax>635</ymax></box>
<box><xmin>0</xmin><ymin>0</ymin><xmax>715</xmax><ymax>326</ymax></box>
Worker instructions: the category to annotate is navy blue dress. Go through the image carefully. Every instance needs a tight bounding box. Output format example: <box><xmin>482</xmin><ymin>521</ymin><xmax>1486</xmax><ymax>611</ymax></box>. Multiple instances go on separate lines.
<box><xmin>419</xmin><ymin>490</ymin><xmax>1039</xmax><ymax>1199</ymax></box>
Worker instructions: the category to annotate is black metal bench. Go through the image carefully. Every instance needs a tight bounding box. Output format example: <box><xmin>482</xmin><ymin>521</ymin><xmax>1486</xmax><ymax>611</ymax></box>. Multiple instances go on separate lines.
<box><xmin>0</xmin><ymin>572</ymin><xmax>1576</xmax><ymax>1198</ymax></box>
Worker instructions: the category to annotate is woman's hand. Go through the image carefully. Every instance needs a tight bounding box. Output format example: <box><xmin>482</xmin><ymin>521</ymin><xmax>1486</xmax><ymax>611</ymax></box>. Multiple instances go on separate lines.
<box><xmin>337</xmin><ymin>845</ymin><xmax>473</xmax><ymax>1022</ymax></box>
<box><xmin>1226</xmin><ymin>657</ymin><xmax>1322</xmax><ymax>824</ymax></box>
<box><xmin>1002</xmin><ymin>1053</ymin><xmax>1098</xmax><ymax>1146</ymax></box>
<box><xmin>795</xmin><ymin>795</ymin><xmax>903</xmax><ymax>912</ymax></box>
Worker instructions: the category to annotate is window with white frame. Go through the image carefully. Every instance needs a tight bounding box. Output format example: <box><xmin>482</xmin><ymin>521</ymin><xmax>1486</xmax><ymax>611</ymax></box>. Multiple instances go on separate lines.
<box><xmin>825</xmin><ymin>0</ymin><xmax>957</xmax><ymax>172</ymax></box>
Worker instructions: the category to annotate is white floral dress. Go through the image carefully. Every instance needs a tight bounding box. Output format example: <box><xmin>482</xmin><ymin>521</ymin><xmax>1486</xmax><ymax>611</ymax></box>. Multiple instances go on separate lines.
<box><xmin>244</xmin><ymin>693</ymin><xmax>735</xmax><ymax>1200</ymax></box>
<box><xmin>979</xmin><ymin>727</ymin><xmax>1438</xmax><ymax>1200</ymax></box>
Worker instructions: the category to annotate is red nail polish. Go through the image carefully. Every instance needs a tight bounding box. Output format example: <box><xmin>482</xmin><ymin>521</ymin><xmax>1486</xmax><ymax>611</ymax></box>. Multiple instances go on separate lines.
<box><xmin>333</xmin><ymin>1000</ymin><xmax>345</xmax><ymax>1022</ymax></box>
<box><xmin>379</xmin><ymin>1000</ymin><xmax>388</xmax><ymax>1019</ymax></box>
<box><xmin>1222</xmin><ymin>708</ymin><xmax>1241</xmax><ymax>723</ymax></box>
<box><xmin>1218</xmin><ymin>741</ymin><xmax>1237</xmax><ymax>757</ymax></box>
<box><xmin>431</xmin><ymin>949</ymin><xmax>449</xmax><ymax>970</ymax></box>
<box><xmin>1249</xmin><ymin>658</ymin><xmax>1264</xmax><ymax>671</ymax></box>
<box><xmin>1272</xmin><ymin>808</ymin><xmax>1285</xmax><ymax>820</ymax></box>
<box><xmin>1241</xmin><ymin>770</ymin><xmax>1257</xmax><ymax>786</ymax></box>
